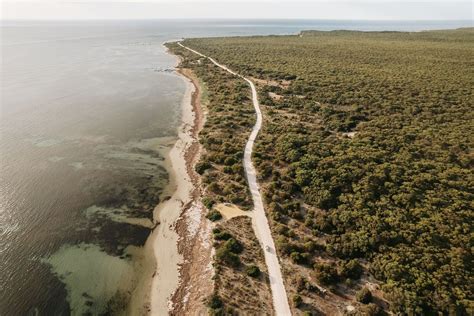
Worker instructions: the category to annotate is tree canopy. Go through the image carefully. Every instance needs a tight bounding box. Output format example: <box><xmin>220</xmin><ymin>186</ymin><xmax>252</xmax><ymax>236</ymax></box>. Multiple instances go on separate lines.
<box><xmin>179</xmin><ymin>29</ymin><xmax>474</xmax><ymax>314</ymax></box>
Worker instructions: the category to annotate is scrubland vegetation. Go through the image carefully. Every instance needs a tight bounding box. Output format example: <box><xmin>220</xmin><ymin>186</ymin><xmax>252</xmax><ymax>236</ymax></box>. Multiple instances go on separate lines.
<box><xmin>167</xmin><ymin>42</ymin><xmax>255</xmax><ymax>212</ymax></box>
<box><xmin>209</xmin><ymin>217</ymin><xmax>273</xmax><ymax>315</ymax></box>
<box><xmin>167</xmin><ymin>42</ymin><xmax>273</xmax><ymax>314</ymax></box>
<box><xmin>176</xmin><ymin>28</ymin><xmax>473</xmax><ymax>314</ymax></box>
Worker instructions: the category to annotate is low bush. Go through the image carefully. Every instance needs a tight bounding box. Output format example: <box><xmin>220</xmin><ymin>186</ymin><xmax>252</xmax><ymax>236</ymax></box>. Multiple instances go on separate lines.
<box><xmin>290</xmin><ymin>251</ymin><xmax>310</xmax><ymax>265</ymax></box>
<box><xmin>213</xmin><ymin>230</ymin><xmax>232</xmax><ymax>241</ymax></box>
<box><xmin>340</xmin><ymin>259</ymin><xmax>363</xmax><ymax>280</ymax></box>
<box><xmin>246</xmin><ymin>265</ymin><xmax>261</xmax><ymax>278</ymax></box>
<box><xmin>207</xmin><ymin>293</ymin><xmax>223</xmax><ymax>309</ymax></box>
<box><xmin>223</xmin><ymin>238</ymin><xmax>243</xmax><ymax>254</ymax></box>
<box><xmin>296</xmin><ymin>277</ymin><xmax>317</xmax><ymax>293</ymax></box>
<box><xmin>195</xmin><ymin>161</ymin><xmax>212</xmax><ymax>174</ymax></box>
<box><xmin>314</xmin><ymin>263</ymin><xmax>339</xmax><ymax>285</ymax></box>
<box><xmin>292</xmin><ymin>294</ymin><xmax>303</xmax><ymax>308</ymax></box>
<box><xmin>207</xmin><ymin>182</ymin><xmax>220</xmax><ymax>193</ymax></box>
<box><xmin>202</xmin><ymin>197</ymin><xmax>215</xmax><ymax>209</ymax></box>
<box><xmin>206</xmin><ymin>209</ymin><xmax>222</xmax><ymax>221</ymax></box>
<box><xmin>356</xmin><ymin>287</ymin><xmax>373</xmax><ymax>304</ymax></box>
<box><xmin>215</xmin><ymin>245</ymin><xmax>240</xmax><ymax>267</ymax></box>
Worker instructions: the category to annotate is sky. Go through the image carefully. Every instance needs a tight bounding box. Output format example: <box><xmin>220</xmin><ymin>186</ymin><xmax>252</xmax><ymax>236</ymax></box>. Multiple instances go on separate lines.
<box><xmin>2</xmin><ymin>0</ymin><xmax>473</xmax><ymax>20</ymax></box>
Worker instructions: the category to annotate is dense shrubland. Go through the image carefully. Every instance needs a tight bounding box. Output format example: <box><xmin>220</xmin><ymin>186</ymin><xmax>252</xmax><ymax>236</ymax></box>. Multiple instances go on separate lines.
<box><xmin>180</xmin><ymin>29</ymin><xmax>474</xmax><ymax>314</ymax></box>
<box><xmin>166</xmin><ymin>42</ymin><xmax>254</xmax><ymax>211</ymax></box>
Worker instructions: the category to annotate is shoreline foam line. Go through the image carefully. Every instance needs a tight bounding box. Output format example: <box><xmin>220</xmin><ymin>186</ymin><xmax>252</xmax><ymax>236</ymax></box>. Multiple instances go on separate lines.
<box><xmin>178</xmin><ymin>42</ymin><xmax>292</xmax><ymax>316</ymax></box>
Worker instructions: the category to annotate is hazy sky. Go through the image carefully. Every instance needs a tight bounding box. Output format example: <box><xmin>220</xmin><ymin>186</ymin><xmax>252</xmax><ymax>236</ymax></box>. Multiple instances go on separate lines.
<box><xmin>2</xmin><ymin>0</ymin><xmax>473</xmax><ymax>20</ymax></box>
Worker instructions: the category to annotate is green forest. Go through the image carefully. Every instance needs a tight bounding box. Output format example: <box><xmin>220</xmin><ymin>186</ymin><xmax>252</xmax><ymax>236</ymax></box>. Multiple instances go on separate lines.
<box><xmin>173</xmin><ymin>28</ymin><xmax>473</xmax><ymax>314</ymax></box>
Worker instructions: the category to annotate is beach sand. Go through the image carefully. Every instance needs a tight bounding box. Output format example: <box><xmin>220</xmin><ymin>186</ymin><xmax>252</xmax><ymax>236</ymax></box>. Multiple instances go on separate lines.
<box><xmin>129</xmin><ymin>49</ymin><xmax>213</xmax><ymax>315</ymax></box>
<box><xmin>215</xmin><ymin>203</ymin><xmax>251</xmax><ymax>221</ymax></box>
<box><xmin>169</xmin><ymin>68</ymin><xmax>213</xmax><ymax>315</ymax></box>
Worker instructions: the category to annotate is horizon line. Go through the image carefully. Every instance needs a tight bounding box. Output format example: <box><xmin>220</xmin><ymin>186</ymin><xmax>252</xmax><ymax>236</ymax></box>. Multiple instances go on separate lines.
<box><xmin>1</xmin><ymin>18</ymin><xmax>473</xmax><ymax>22</ymax></box>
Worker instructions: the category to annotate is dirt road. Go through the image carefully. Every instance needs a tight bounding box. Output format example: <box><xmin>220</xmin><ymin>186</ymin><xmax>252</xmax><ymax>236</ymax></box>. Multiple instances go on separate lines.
<box><xmin>178</xmin><ymin>42</ymin><xmax>292</xmax><ymax>316</ymax></box>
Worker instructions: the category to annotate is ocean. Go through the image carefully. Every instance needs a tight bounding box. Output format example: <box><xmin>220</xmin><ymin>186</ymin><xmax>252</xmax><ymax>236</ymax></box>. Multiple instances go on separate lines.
<box><xmin>0</xmin><ymin>19</ymin><xmax>471</xmax><ymax>315</ymax></box>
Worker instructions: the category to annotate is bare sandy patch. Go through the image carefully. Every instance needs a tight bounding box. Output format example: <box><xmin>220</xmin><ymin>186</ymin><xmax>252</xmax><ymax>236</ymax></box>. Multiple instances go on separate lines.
<box><xmin>215</xmin><ymin>203</ymin><xmax>251</xmax><ymax>221</ymax></box>
<box><xmin>343</xmin><ymin>131</ymin><xmax>357</xmax><ymax>138</ymax></box>
<box><xmin>268</xmin><ymin>92</ymin><xmax>283</xmax><ymax>100</ymax></box>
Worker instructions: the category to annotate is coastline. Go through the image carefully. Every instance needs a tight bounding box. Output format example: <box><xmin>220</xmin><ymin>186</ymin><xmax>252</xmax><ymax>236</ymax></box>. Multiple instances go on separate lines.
<box><xmin>132</xmin><ymin>45</ymin><xmax>212</xmax><ymax>315</ymax></box>
<box><xmin>169</xmin><ymin>68</ymin><xmax>213</xmax><ymax>315</ymax></box>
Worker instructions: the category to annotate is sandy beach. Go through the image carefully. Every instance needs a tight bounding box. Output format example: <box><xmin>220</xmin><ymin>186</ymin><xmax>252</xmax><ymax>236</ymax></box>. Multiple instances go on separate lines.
<box><xmin>132</xmin><ymin>45</ymin><xmax>213</xmax><ymax>315</ymax></box>
<box><xmin>169</xmin><ymin>68</ymin><xmax>213</xmax><ymax>315</ymax></box>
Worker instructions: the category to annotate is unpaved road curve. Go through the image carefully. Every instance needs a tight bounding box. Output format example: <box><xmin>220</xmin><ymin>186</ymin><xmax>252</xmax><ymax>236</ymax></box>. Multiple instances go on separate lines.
<box><xmin>178</xmin><ymin>42</ymin><xmax>292</xmax><ymax>316</ymax></box>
